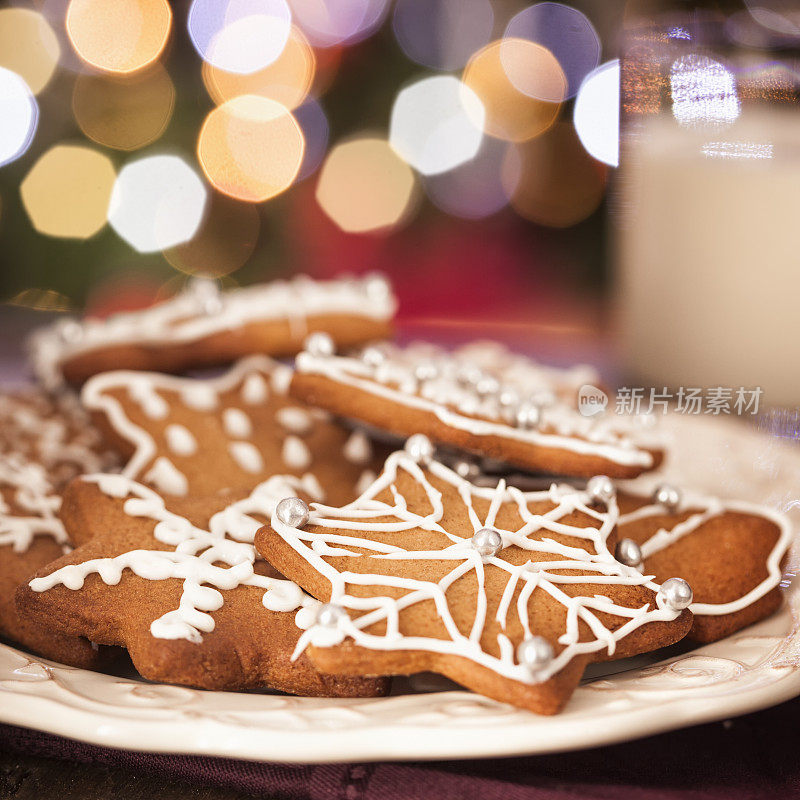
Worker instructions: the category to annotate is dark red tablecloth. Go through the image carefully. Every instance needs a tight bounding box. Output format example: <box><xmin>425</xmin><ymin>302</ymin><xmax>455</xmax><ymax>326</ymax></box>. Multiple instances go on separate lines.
<box><xmin>2</xmin><ymin>695</ymin><xmax>800</xmax><ymax>799</ymax></box>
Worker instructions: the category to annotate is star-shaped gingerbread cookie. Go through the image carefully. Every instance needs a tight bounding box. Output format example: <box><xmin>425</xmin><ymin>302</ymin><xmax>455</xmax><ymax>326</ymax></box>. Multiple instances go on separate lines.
<box><xmin>30</xmin><ymin>273</ymin><xmax>395</xmax><ymax>388</ymax></box>
<box><xmin>290</xmin><ymin>340</ymin><xmax>663</xmax><ymax>479</ymax></box>
<box><xmin>82</xmin><ymin>355</ymin><xmax>386</xmax><ymax>502</ymax></box>
<box><xmin>16</xmin><ymin>473</ymin><xmax>389</xmax><ymax>695</ymax></box>
<box><xmin>616</xmin><ymin>484</ymin><xmax>792</xmax><ymax>643</ymax></box>
<box><xmin>255</xmin><ymin>441</ymin><xmax>692</xmax><ymax>714</ymax></box>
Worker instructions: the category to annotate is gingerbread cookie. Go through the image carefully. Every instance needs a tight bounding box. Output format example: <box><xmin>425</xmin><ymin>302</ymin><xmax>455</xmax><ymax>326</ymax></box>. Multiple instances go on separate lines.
<box><xmin>16</xmin><ymin>473</ymin><xmax>388</xmax><ymax>695</ymax></box>
<box><xmin>0</xmin><ymin>392</ymin><xmax>118</xmax><ymax>665</ymax></box>
<box><xmin>30</xmin><ymin>273</ymin><xmax>396</xmax><ymax>388</ymax></box>
<box><xmin>616</xmin><ymin>484</ymin><xmax>792</xmax><ymax>643</ymax></box>
<box><xmin>290</xmin><ymin>340</ymin><xmax>663</xmax><ymax>479</ymax></box>
<box><xmin>82</xmin><ymin>355</ymin><xmax>386</xmax><ymax>502</ymax></box>
<box><xmin>255</xmin><ymin>441</ymin><xmax>692</xmax><ymax>714</ymax></box>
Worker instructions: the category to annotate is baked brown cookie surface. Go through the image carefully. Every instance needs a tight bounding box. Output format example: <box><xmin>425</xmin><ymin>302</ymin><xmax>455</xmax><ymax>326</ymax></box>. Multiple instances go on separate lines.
<box><xmin>255</xmin><ymin>444</ymin><xmax>692</xmax><ymax>714</ymax></box>
<box><xmin>16</xmin><ymin>474</ymin><xmax>389</xmax><ymax>696</ymax></box>
<box><xmin>290</xmin><ymin>341</ymin><xmax>663</xmax><ymax>479</ymax></box>
<box><xmin>0</xmin><ymin>392</ymin><xmax>118</xmax><ymax>666</ymax></box>
<box><xmin>30</xmin><ymin>274</ymin><xmax>396</xmax><ymax>388</ymax></box>
<box><xmin>617</xmin><ymin>486</ymin><xmax>792</xmax><ymax>643</ymax></box>
<box><xmin>82</xmin><ymin>355</ymin><xmax>386</xmax><ymax>502</ymax></box>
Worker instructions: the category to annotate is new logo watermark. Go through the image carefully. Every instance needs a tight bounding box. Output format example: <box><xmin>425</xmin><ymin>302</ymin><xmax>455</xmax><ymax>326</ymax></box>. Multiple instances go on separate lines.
<box><xmin>578</xmin><ymin>384</ymin><xmax>608</xmax><ymax>417</ymax></box>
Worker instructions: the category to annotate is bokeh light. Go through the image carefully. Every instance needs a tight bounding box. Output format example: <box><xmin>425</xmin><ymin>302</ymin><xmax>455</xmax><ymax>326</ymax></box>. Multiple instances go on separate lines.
<box><xmin>0</xmin><ymin>8</ymin><xmax>60</xmax><ymax>95</ymax></box>
<box><xmin>316</xmin><ymin>137</ymin><xmax>417</xmax><ymax>233</ymax></box>
<box><xmin>463</xmin><ymin>39</ymin><xmax>564</xmax><ymax>142</ymax></box>
<box><xmin>295</xmin><ymin>97</ymin><xmax>329</xmax><ymax>179</ymax></box>
<box><xmin>21</xmin><ymin>144</ymin><xmax>115</xmax><ymax>239</ymax></box>
<box><xmin>197</xmin><ymin>95</ymin><xmax>305</xmax><ymax>202</ymax></box>
<box><xmin>72</xmin><ymin>64</ymin><xmax>175</xmax><ymax>151</ymax></box>
<box><xmin>66</xmin><ymin>0</ymin><xmax>172</xmax><ymax>75</ymax></box>
<box><xmin>0</xmin><ymin>67</ymin><xmax>38</xmax><ymax>167</ymax></box>
<box><xmin>164</xmin><ymin>193</ymin><xmax>260</xmax><ymax>277</ymax></box>
<box><xmin>108</xmin><ymin>154</ymin><xmax>207</xmax><ymax>252</ymax></box>
<box><xmin>188</xmin><ymin>0</ymin><xmax>291</xmax><ymax>74</ymax></box>
<box><xmin>389</xmin><ymin>75</ymin><xmax>484</xmax><ymax>176</ymax></box>
<box><xmin>8</xmin><ymin>288</ymin><xmax>71</xmax><ymax>311</ymax></box>
<box><xmin>289</xmin><ymin>0</ymin><xmax>389</xmax><ymax>48</ymax></box>
<box><xmin>574</xmin><ymin>59</ymin><xmax>619</xmax><ymax>167</ymax></box>
<box><xmin>503</xmin><ymin>122</ymin><xmax>606</xmax><ymax>228</ymax></box>
<box><xmin>670</xmin><ymin>54</ymin><xmax>741</xmax><ymax>128</ymax></box>
<box><xmin>202</xmin><ymin>24</ymin><xmax>315</xmax><ymax>110</ymax></box>
<box><xmin>392</xmin><ymin>0</ymin><xmax>493</xmax><ymax>72</ymax></box>
<box><xmin>504</xmin><ymin>3</ymin><xmax>600</xmax><ymax>100</ymax></box>
<box><xmin>425</xmin><ymin>137</ymin><xmax>516</xmax><ymax>219</ymax></box>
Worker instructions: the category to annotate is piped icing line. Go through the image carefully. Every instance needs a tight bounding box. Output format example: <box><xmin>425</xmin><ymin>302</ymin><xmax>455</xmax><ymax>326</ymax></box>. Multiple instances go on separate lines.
<box><xmin>81</xmin><ymin>355</ymin><xmax>281</xmax><ymax>497</ymax></box>
<box><xmin>294</xmin><ymin>349</ymin><xmax>657</xmax><ymax>469</ymax></box>
<box><xmin>29</xmin><ymin>273</ymin><xmax>396</xmax><ymax>388</ymax></box>
<box><xmin>271</xmin><ymin>451</ymin><xmax>683</xmax><ymax>686</ymax></box>
<box><xmin>619</xmin><ymin>494</ymin><xmax>793</xmax><ymax>616</ymax></box>
<box><xmin>0</xmin><ymin>459</ymin><xmax>68</xmax><ymax>553</ymax></box>
<box><xmin>29</xmin><ymin>474</ymin><xmax>321</xmax><ymax>643</ymax></box>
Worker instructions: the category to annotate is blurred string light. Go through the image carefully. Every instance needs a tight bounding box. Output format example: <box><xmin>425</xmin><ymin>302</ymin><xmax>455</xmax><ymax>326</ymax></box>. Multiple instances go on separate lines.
<box><xmin>316</xmin><ymin>137</ymin><xmax>416</xmax><ymax>233</ymax></box>
<box><xmin>573</xmin><ymin>59</ymin><xmax>619</xmax><ymax>167</ymax></box>
<box><xmin>504</xmin><ymin>3</ymin><xmax>600</xmax><ymax>100</ymax></box>
<box><xmin>463</xmin><ymin>38</ymin><xmax>564</xmax><ymax>142</ymax></box>
<box><xmin>66</xmin><ymin>0</ymin><xmax>172</xmax><ymax>74</ymax></box>
<box><xmin>188</xmin><ymin>0</ymin><xmax>291</xmax><ymax>75</ymax></box>
<box><xmin>164</xmin><ymin>193</ymin><xmax>260</xmax><ymax>277</ymax></box>
<box><xmin>197</xmin><ymin>95</ymin><xmax>305</xmax><ymax>202</ymax></box>
<box><xmin>289</xmin><ymin>0</ymin><xmax>389</xmax><ymax>48</ymax></box>
<box><xmin>425</xmin><ymin>137</ymin><xmax>516</xmax><ymax>219</ymax></box>
<box><xmin>294</xmin><ymin>97</ymin><xmax>329</xmax><ymax>179</ymax></box>
<box><xmin>0</xmin><ymin>67</ymin><xmax>38</xmax><ymax>168</ymax></box>
<box><xmin>72</xmin><ymin>64</ymin><xmax>175</xmax><ymax>151</ymax></box>
<box><xmin>0</xmin><ymin>8</ymin><xmax>60</xmax><ymax>95</ymax></box>
<box><xmin>392</xmin><ymin>0</ymin><xmax>493</xmax><ymax>72</ymax></box>
<box><xmin>503</xmin><ymin>122</ymin><xmax>606</xmax><ymax>227</ymax></box>
<box><xmin>202</xmin><ymin>24</ymin><xmax>315</xmax><ymax>110</ymax></box>
<box><xmin>389</xmin><ymin>76</ymin><xmax>484</xmax><ymax>176</ymax></box>
<box><xmin>108</xmin><ymin>154</ymin><xmax>207</xmax><ymax>252</ymax></box>
<box><xmin>21</xmin><ymin>144</ymin><xmax>115</xmax><ymax>238</ymax></box>
<box><xmin>8</xmin><ymin>288</ymin><xmax>72</xmax><ymax>312</ymax></box>
<box><xmin>670</xmin><ymin>55</ymin><xmax>741</xmax><ymax>127</ymax></box>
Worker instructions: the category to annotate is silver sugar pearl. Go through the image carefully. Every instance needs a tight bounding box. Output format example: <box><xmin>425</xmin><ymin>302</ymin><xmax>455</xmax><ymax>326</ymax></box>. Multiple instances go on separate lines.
<box><xmin>652</xmin><ymin>483</ymin><xmax>682</xmax><ymax>513</ymax></box>
<box><xmin>499</xmin><ymin>387</ymin><xmax>520</xmax><ymax>408</ymax></box>
<box><xmin>275</xmin><ymin>496</ymin><xmax>310</xmax><ymax>528</ymax></box>
<box><xmin>658</xmin><ymin>577</ymin><xmax>693</xmax><ymax>610</ymax></box>
<box><xmin>516</xmin><ymin>636</ymin><xmax>554</xmax><ymax>676</ymax></box>
<box><xmin>360</xmin><ymin>345</ymin><xmax>386</xmax><ymax>368</ymax></box>
<box><xmin>531</xmin><ymin>390</ymin><xmax>556</xmax><ymax>408</ymax></box>
<box><xmin>615</xmin><ymin>537</ymin><xmax>643</xmax><ymax>568</ymax></box>
<box><xmin>364</xmin><ymin>272</ymin><xmax>391</xmax><ymax>301</ymax></box>
<box><xmin>414</xmin><ymin>360</ymin><xmax>439</xmax><ymax>382</ymax></box>
<box><xmin>454</xmin><ymin>460</ymin><xmax>479</xmax><ymax>479</ymax></box>
<box><xmin>315</xmin><ymin>602</ymin><xmax>347</xmax><ymax>628</ymax></box>
<box><xmin>188</xmin><ymin>277</ymin><xmax>223</xmax><ymax>314</ymax></box>
<box><xmin>304</xmin><ymin>331</ymin><xmax>335</xmax><ymax>358</ymax></box>
<box><xmin>476</xmin><ymin>375</ymin><xmax>500</xmax><ymax>397</ymax></box>
<box><xmin>471</xmin><ymin>527</ymin><xmax>503</xmax><ymax>560</ymax></box>
<box><xmin>586</xmin><ymin>475</ymin><xmax>616</xmax><ymax>506</ymax></box>
<box><xmin>404</xmin><ymin>433</ymin><xmax>434</xmax><ymax>465</ymax></box>
<box><xmin>515</xmin><ymin>401</ymin><xmax>541</xmax><ymax>430</ymax></box>
<box><xmin>456</xmin><ymin>364</ymin><xmax>484</xmax><ymax>386</ymax></box>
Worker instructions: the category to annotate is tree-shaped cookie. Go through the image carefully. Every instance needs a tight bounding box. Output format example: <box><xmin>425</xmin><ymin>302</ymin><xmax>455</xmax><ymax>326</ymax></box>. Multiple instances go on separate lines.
<box><xmin>256</xmin><ymin>439</ymin><xmax>692</xmax><ymax>714</ymax></box>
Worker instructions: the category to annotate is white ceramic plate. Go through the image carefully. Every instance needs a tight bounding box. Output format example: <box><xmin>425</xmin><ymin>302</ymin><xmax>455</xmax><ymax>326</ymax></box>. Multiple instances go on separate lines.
<box><xmin>1</xmin><ymin>413</ymin><xmax>799</xmax><ymax>763</ymax></box>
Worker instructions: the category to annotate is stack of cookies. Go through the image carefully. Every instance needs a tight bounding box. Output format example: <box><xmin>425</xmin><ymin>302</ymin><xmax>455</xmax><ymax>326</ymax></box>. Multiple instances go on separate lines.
<box><xmin>4</xmin><ymin>274</ymin><xmax>792</xmax><ymax>715</ymax></box>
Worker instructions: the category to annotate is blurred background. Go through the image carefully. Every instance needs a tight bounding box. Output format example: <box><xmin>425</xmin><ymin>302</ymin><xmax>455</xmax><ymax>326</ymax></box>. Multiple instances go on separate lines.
<box><xmin>0</xmin><ymin>0</ymin><xmax>799</xmax><ymax>403</ymax></box>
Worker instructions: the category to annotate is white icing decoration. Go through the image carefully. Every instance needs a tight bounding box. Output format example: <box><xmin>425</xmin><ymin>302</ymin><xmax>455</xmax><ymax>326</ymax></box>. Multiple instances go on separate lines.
<box><xmin>144</xmin><ymin>457</ymin><xmax>189</xmax><ymax>496</ymax></box>
<box><xmin>276</xmin><ymin>407</ymin><xmax>313</xmax><ymax>435</ymax></box>
<box><xmin>294</xmin><ymin>344</ymin><xmax>659</xmax><ymax>469</ymax></box>
<box><xmin>223</xmin><ymin>408</ymin><xmax>252</xmax><ymax>439</ymax></box>
<box><xmin>282</xmin><ymin>436</ymin><xmax>312</xmax><ymax>470</ymax></box>
<box><xmin>165</xmin><ymin>425</ymin><xmax>198</xmax><ymax>457</ymax></box>
<box><xmin>271</xmin><ymin>364</ymin><xmax>294</xmax><ymax>396</ymax></box>
<box><xmin>272</xmin><ymin>451</ymin><xmax>683</xmax><ymax>685</ymax></box>
<box><xmin>343</xmin><ymin>430</ymin><xmax>372</xmax><ymax>465</ymax></box>
<box><xmin>241</xmin><ymin>373</ymin><xmax>269</xmax><ymax>405</ymax></box>
<box><xmin>355</xmin><ymin>470</ymin><xmax>376</xmax><ymax>496</ymax></box>
<box><xmin>181</xmin><ymin>384</ymin><xmax>219</xmax><ymax>411</ymax></box>
<box><xmin>29</xmin><ymin>475</ymin><xmax>323</xmax><ymax>643</ymax></box>
<box><xmin>619</xmin><ymin>493</ymin><xmax>793</xmax><ymax>616</ymax></box>
<box><xmin>29</xmin><ymin>274</ymin><xmax>395</xmax><ymax>389</ymax></box>
<box><xmin>229</xmin><ymin>441</ymin><xmax>264</xmax><ymax>474</ymax></box>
